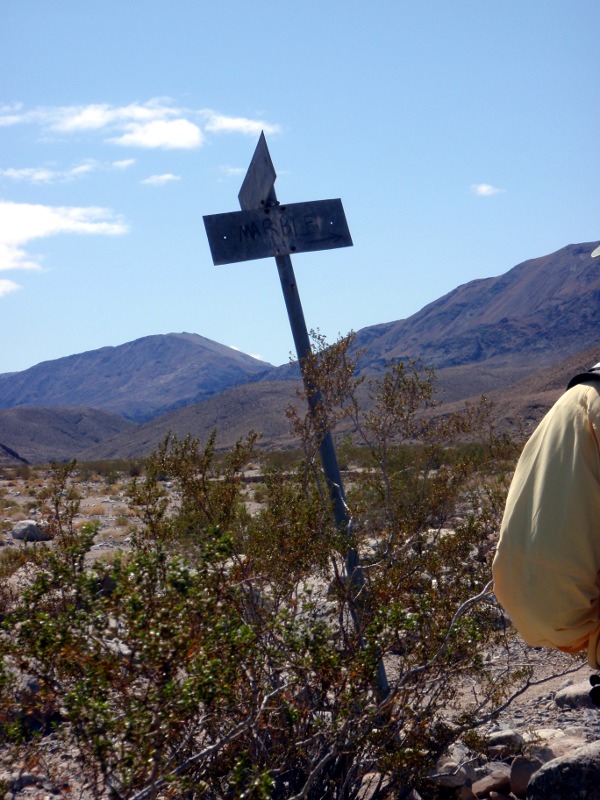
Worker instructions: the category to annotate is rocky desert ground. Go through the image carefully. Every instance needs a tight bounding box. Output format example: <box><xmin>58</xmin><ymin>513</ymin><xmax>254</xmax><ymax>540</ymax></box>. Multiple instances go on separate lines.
<box><xmin>1</xmin><ymin>463</ymin><xmax>600</xmax><ymax>799</ymax></box>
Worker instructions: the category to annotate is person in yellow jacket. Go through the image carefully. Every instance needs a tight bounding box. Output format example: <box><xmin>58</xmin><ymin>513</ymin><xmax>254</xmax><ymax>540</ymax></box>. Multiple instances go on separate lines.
<box><xmin>492</xmin><ymin>243</ymin><xmax>600</xmax><ymax>668</ymax></box>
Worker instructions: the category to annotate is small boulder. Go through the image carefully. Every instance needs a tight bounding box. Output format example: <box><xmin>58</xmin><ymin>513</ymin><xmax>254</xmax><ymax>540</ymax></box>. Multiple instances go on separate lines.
<box><xmin>487</xmin><ymin>728</ymin><xmax>525</xmax><ymax>758</ymax></box>
<box><xmin>510</xmin><ymin>755</ymin><xmax>542</xmax><ymax>798</ymax></box>
<box><xmin>431</xmin><ymin>742</ymin><xmax>479</xmax><ymax>788</ymax></box>
<box><xmin>523</xmin><ymin>727</ymin><xmax>588</xmax><ymax>762</ymax></box>
<box><xmin>554</xmin><ymin>681</ymin><xmax>595</xmax><ymax>709</ymax></box>
<box><xmin>527</xmin><ymin>741</ymin><xmax>600</xmax><ymax>799</ymax></box>
<box><xmin>12</xmin><ymin>520</ymin><xmax>52</xmax><ymax>542</ymax></box>
<box><xmin>471</xmin><ymin>764</ymin><xmax>511</xmax><ymax>797</ymax></box>
<box><xmin>356</xmin><ymin>773</ymin><xmax>390</xmax><ymax>799</ymax></box>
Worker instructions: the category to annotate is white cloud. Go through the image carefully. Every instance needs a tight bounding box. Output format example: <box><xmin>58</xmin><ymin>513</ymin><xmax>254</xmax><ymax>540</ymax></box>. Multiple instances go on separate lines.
<box><xmin>110</xmin><ymin>119</ymin><xmax>203</xmax><ymax>149</ymax></box>
<box><xmin>1</xmin><ymin>167</ymin><xmax>59</xmax><ymax>183</ymax></box>
<box><xmin>46</xmin><ymin>100</ymin><xmax>178</xmax><ymax>133</ymax></box>
<box><xmin>0</xmin><ymin>201</ymin><xmax>129</xmax><ymax>272</ymax></box>
<box><xmin>219</xmin><ymin>165</ymin><xmax>246</xmax><ymax>178</ymax></box>
<box><xmin>0</xmin><ymin>101</ymin><xmax>280</xmax><ymax>149</ymax></box>
<box><xmin>204</xmin><ymin>112</ymin><xmax>280</xmax><ymax>137</ymax></box>
<box><xmin>0</xmin><ymin>99</ymin><xmax>202</xmax><ymax>148</ymax></box>
<box><xmin>141</xmin><ymin>173</ymin><xmax>181</xmax><ymax>186</ymax></box>
<box><xmin>0</xmin><ymin>279</ymin><xmax>20</xmax><ymax>297</ymax></box>
<box><xmin>69</xmin><ymin>162</ymin><xmax>96</xmax><ymax>177</ymax></box>
<box><xmin>229</xmin><ymin>345</ymin><xmax>264</xmax><ymax>360</ymax></box>
<box><xmin>0</xmin><ymin>104</ymin><xmax>24</xmax><ymax>127</ymax></box>
<box><xmin>0</xmin><ymin>115</ymin><xmax>23</xmax><ymax>128</ymax></box>
<box><xmin>52</xmin><ymin>104</ymin><xmax>118</xmax><ymax>132</ymax></box>
<box><xmin>0</xmin><ymin>159</ymin><xmax>134</xmax><ymax>184</ymax></box>
<box><xmin>470</xmin><ymin>183</ymin><xmax>505</xmax><ymax>197</ymax></box>
<box><xmin>112</xmin><ymin>159</ymin><xmax>136</xmax><ymax>170</ymax></box>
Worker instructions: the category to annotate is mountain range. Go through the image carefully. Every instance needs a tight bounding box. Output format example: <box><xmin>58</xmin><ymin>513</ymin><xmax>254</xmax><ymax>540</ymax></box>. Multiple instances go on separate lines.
<box><xmin>0</xmin><ymin>241</ymin><xmax>598</xmax><ymax>465</ymax></box>
<box><xmin>0</xmin><ymin>332</ymin><xmax>272</xmax><ymax>422</ymax></box>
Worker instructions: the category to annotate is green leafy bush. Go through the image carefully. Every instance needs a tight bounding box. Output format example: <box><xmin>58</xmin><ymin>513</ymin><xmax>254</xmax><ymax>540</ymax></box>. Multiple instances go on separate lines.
<box><xmin>0</xmin><ymin>336</ymin><xmax>550</xmax><ymax>798</ymax></box>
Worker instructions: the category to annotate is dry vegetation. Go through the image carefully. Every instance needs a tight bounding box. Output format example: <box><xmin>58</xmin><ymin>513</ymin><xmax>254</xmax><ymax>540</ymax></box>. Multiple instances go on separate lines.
<box><xmin>0</xmin><ymin>336</ymin><xmax>585</xmax><ymax>799</ymax></box>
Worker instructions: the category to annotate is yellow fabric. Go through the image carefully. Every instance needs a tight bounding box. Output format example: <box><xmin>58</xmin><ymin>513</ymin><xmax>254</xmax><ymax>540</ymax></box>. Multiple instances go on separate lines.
<box><xmin>492</xmin><ymin>381</ymin><xmax>600</xmax><ymax>667</ymax></box>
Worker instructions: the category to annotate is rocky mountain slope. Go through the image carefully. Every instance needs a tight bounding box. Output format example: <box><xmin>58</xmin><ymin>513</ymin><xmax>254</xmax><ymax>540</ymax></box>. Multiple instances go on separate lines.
<box><xmin>351</xmin><ymin>241</ymin><xmax>600</xmax><ymax>399</ymax></box>
<box><xmin>0</xmin><ymin>332</ymin><xmax>273</xmax><ymax>422</ymax></box>
<box><xmin>0</xmin><ymin>241</ymin><xmax>598</xmax><ymax>463</ymax></box>
<box><xmin>74</xmin><ymin>343</ymin><xmax>600</xmax><ymax>461</ymax></box>
<box><xmin>79</xmin><ymin>380</ymin><xmax>302</xmax><ymax>460</ymax></box>
<box><xmin>0</xmin><ymin>407</ymin><xmax>136</xmax><ymax>465</ymax></box>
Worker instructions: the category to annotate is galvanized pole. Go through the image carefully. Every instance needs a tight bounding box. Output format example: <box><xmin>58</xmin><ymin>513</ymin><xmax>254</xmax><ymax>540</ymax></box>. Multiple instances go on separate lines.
<box><xmin>274</xmin><ymin>250</ymin><xmax>363</xmax><ymax>580</ymax></box>
<box><xmin>236</xmin><ymin>140</ymin><xmax>362</xmax><ymax>583</ymax></box>
<box><xmin>207</xmin><ymin>132</ymin><xmax>389</xmax><ymax>697</ymax></box>
<box><xmin>274</xmin><ymin>245</ymin><xmax>389</xmax><ymax>698</ymax></box>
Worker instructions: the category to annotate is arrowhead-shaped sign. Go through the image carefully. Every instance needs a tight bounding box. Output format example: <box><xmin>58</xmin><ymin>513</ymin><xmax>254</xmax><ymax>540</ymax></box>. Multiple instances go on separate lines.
<box><xmin>204</xmin><ymin>132</ymin><xmax>354</xmax><ymax>266</ymax></box>
<box><xmin>238</xmin><ymin>131</ymin><xmax>277</xmax><ymax>211</ymax></box>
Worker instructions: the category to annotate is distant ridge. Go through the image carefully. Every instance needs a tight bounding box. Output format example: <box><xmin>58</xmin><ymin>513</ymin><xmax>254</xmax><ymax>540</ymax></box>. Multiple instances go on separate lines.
<box><xmin>78</xmin><ymin>344</ymin><xmax>600</xmax><ymax>461</ymax></box>
<box><xmin>352</xmin><ymin>241</ymin><xmax>600</xmax><ymax>401</ymax></box>
<box><xmin>0</xmin><ymin>442</ymin><xmax>29</xmax><ymax>465</ymax></box>
<box><xmin>0</xmin><ymin>241</ymin><xmax>598</xmax><ymax>463</ymax></box>
<box><xmin>0</xmin><ymin>407</ymin><xmax>136</xmax><ymax>464</ymax></box>
<box><xmin>78</xmin><ymin>380</ymin><xmax>301</xmax><ymax>461</ymax></box>
<box><xmin>0</xmin><ymin>332</ymin><xmax>273</xmax><ymax>422</ymax></box>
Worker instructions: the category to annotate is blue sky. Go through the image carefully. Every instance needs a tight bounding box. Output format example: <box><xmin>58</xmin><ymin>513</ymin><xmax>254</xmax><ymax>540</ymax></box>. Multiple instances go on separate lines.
<box><xmin>1</xmin><ymin>1</ymin><xmax>598</xmax><ymax>373</ymax></box>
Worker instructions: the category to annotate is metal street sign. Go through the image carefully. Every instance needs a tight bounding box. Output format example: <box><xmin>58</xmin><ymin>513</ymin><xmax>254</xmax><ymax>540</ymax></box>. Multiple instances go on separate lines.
<box><xmin>202</xmin><ymin>133</ymin><xmax>388</xmax><ymax>697</ymax></box>
<box><xmin>204</xmin><ymin>199</ymin><xmax>353</xmax><ymax>266</ymax></box>
<box><xmin>203</xmin><ymin>132</ymin><xmax>356</xmax><ymax>550</ymax></box>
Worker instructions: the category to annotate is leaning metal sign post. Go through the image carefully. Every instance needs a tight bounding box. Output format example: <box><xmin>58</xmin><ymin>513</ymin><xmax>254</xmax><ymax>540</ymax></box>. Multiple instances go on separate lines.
<box><xmin>204</xmin><ymin>133</ymin><xmax>355</xmax><ymax>559</ymax></box>
<box><xmin>204</xmin><ymin>133</ymin><xmax>388</xmax><ymax>696</ymax></box>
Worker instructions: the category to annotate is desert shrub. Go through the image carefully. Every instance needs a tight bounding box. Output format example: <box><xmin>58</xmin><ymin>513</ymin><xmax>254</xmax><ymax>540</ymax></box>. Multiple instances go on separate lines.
<box><xmin>1</xmin><ymin>464</ymin><xmax>31</xmax><ymax>481</ymax></box>
<box><xmin>242</xmin><ymin>464</ymin><xmax>338</xmax><ymax>595</ymax></box>
<box><xmin>258</xmin><ymin>448</ymin><xmax>304</xmax><ymax>472</ymax></box>
<box><xmin>0</xmin><ymin>335</ymin><xmax>570</xmax><ymax>798</ymax></box>
<box><xmin>77</xmin><ymin>459</ymin><xmax>143</xmax><ymax>483</ymax></box>
<box><xmin>86</xmin><ymin>503</ymin><xmax>107</xmax><ymax>516</ymax></box>
<box><xmin>35</xmin><ymin>460</ymin><xmax>82</xmax><ymax>540</ymax></box>
<box><xmin>0</xmin><ymin>548</ymin><xmax>35</xmax><ymax>580</ymax></box>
